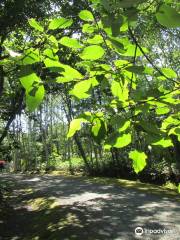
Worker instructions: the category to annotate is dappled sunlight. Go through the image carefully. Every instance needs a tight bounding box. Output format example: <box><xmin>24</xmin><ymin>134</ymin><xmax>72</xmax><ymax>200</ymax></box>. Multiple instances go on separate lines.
<box><xmin>0</xmin><ymin>174</ymin><xmax>180</xmax><ymax>239</ymax></box>
<box><xmin>22</xmin><ymin>177</ymin><xmax>41</xmax><ymax>182</ymax></box>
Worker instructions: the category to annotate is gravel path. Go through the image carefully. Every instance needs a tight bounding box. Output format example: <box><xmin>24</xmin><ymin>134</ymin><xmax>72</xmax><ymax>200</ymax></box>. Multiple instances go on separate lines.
<box><xmin>0</xmin><ymin>174</ymin><xmax>179</xmax><ymax>240</ymax></box>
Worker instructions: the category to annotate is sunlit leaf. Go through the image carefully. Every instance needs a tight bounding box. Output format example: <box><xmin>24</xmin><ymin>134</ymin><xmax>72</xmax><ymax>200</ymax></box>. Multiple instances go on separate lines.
<box><xmin>59</xmin><ymin>37</ymin><xmax>83</xmax><ymax>49</ymax></box>
<box><xmin>104</xmin><ymin>132</ymin><xmax>132</xmax><ymax>149</ymax></box>
<box><xmin>87</xmin><ymin>35</ymin><xmax>103</xmax><ymax>44</ymax></box>
<box><xmin>49</xmin><ymin>18</ymin><xmax>73</xmax><ymax>30</ymax></box>
<box><xmin>28</xmin><ymin>18</ymin><xmax>44</xmax><ymax>32</ymax></box>
<box><xmin>69</xmin><ymin>78</ymin><xmax>98</xmax><ymax>99</ymax></box>
<box><xmin>113</xmin><ymin>133</ymin><xmax>132</xmax><ymax>148</ymax></box>
<box><xmin>67</xmin><ymin>118</ymin><xmax>88</xmax><ymax>138</ymax></box>
<box><xmin>152</xmin><ymin>137</ymin><xmax>173</xmax><ymax>148</ymax></box>
<box><xmin>111</xmin><ymin>80</ymin><xmax>129</xmax><ymax>103</ymax></box>
<box><xmin>20</xmin><ymin>72</ymin><xmax>40</xmax><ymax>91</ymax></box>
<box><xmin>26</xmin><ymin>85</ymin><xmax>45</xmax><ymax>112</ymax></box>
<box><xmin>82</xmin><ymin>23</ymin><xmax>95</xmax><ymax>33</ymax></box>
<box><xmin>161</xmin><ymin>68</ymin><xmax>177</xmax><ymax>78</ymax></box>
<box><xmin>129</xmin><ymin>150</ymin><xmax>147</xmax><ymax>173</ymax></box>
<box><xmin>80</xmin><ymin>45</ymin><xmax>105</xmax><ymax>60</ymax></box>
<box><xmin>79</xmin><ymin>10</ymin><xmax>94</xmax><ymax>22</ymax></box>
<box><xmin>19</xmin><ymin>49</ymin><xmax>40</xmax><ymax>65</ymax></box>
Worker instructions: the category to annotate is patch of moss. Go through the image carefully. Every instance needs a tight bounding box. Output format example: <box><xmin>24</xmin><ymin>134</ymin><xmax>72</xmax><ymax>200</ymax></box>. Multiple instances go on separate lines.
<box><xmin>26</xmin><ymin>197</ymin><xmax>60</xmax><ymax>211</ymax></box>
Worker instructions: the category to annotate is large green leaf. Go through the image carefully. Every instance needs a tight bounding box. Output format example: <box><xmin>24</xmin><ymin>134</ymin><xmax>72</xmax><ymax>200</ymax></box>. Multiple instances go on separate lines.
<box><xmin>151</xmin><ymin>137</ymin><xmax>173</xmax><ymax>148</ymax></box>
<box><xmin>49</xmin><ymin>18</ymin><xmax>73</xmax><ymax>30</ymax></box>
<box><xmin>79</xmin><ymin>10</ymin><xmax>94</xmax><ymax>22</ymax></box>
<box><xmin>129</xmin><ymin>150</ymin><xmax>147</xmax><ymax>173</ymax></box>
<box><xmin>111</xmin><ymin>80</ymin><xmax>129</xmax><ymax>103</ymax></box>
<box><xmin>161</xmin><ymin>116</ymin><xmax>180</xmax><ymax>130</ymax></box>
<box><xmin>67</xmin><ymin>118</ymin><xmax>88</xmax><ymax>138</ymax></box>
<box><xmin>26</xmin><ymin>85</ymin><xmax>45</xmax><ymax>112</ymax></box>
<box><xmin>28</xmin><ymin>18</ymin><xmax>44</xmax><ymax>32</ymax></box>
<box><xmin>110</xmin><ymin>116</ymin><xmax>131</xmax><ymax>132</ymax></box>
<box><xmin>114</xmin><ymin>133</ymin><xmax>132</xmax><ymax>148</ymax></box>
<box><xmin>20</xmin><ymin>72</ymin><xmax>40</xmax><ymax>91</ymax></box>
<box><xmin>80</xmin><ymin>45</ymin><xmax>105</xmax><ymax>60</ymax></box>
<box><xmin>120</xmin><ymin>44</ymin><xmax>148</xmax><ymax>57</ymax></box>
<box><xmin>104</xmin><ymin>133</ymin><xmax>131</xmax><ymax>149</ymax></box>
<box><xmin>43</xmin><ymin>49</ymin><xmax>58</xmax><ymax>61</ymax></box>
<box><xmin>19</xmin><ymin>49</ymin><xmax>40</xmax><ymax>65</ymax></box>
<box><xmin>82</xmin><ymin>24</ymin><xmax>95</xmax><ymax>33</ymax></box>
<box><xmin>69</xmin><ymin>78</ymin><xmax>98</xmax><ymax>99</ymax></box>
<box><xmin>125</xmin><ymin>66</ymin><xmax>145</xmax><ymax>74</ymax></box>
<box><xmin>44</xmin><ymin>59</ymin><xmax>83</xmax><ymax>81</ymax></box>
<box><xmin>44</xmin><ymin>59</ymin><xmax>64</xmax><ymax>72</ymax></box>
<box><xmin>111</xmin><ymin>17</ymin><xmax>123</xmax><ymax>37</ymax></box>
<box><xmin>161</xmin><ymin>68</ymin><xmax>177</xmax><ymax>78</ymax></box>
<box><xmin>156</xmin><ymin>4</ymin><xmax>180</xmax><ymax>28</ymax></box>
<box><xmin>59</xmin><ymin>37</ymin><xmax>83</xmax><ymax>49</ymax></box>
<box><xmin>139</xmin><ymin>121</ymin><xmax>161</xmax><ymax>135</ymax></box>
<box><xmin>87</xmin><ymin>35</ymin><xmax>103</xmax><ymax>44</ymax></box>
<box><xmin>20</xmin><ymin>72</ymin><xmax>44</xmax><ymax>111</ymax></box>
<box><xmin>91</xmin><ymin>118</ymin><xmax>107</xmax><ymax>144</ymax></box>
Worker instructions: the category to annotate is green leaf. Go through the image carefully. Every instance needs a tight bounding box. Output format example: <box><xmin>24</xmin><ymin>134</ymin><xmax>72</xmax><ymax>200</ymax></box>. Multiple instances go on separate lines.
<box><xmin>26</xmin><ymin>85</ymin><xmax>45</xmax><ymax>112</ymax></box>
<box><xmin>156</xmin><ymin>4</ymin><xmax>180</xmax><ymax>28</ymax></box>
<box><xmin>44</xmin><ymin>59</ymin><xmax>64</xmax><ymax>72</ymax></box>
<box><xmin>178</xmin><ymin>184</ymin><xmax>180</xmax><ymax>194</ymax></box>
<box><xmin>161</xmin><ymin>116</ymin><xmax>180</xmax><ymax>130</ymax></box>
<box><xmin>168</xmin><ymin>128</ymin><xmax>180</xmax><ymax>142</ymax></box>
<box><xmin>91</xmin><ymin>118</ymin><xmax>107</xmax><ymax>144</ymax></box>
<box><xmin>82</xmin><ymin>23</ymin><xmax>95</xmax><ymax>33</ymax></box>
<box><xmin>19</xmin><ymin>49</ymin><xmax>40</xmax><ymax>65</ymax></box>
<box><xmin>161</xmin><ymin>68</ymin><xmax>177</xmax><ymax>78</ymax></box>
<box><xmin>59</xmin><ymin>37</ymin><xmax>82</xmax><ymax>49</ymax></box>
<box><xmin>156</xmin><ymin>106</ymin><xmax>170</xmax><ymax>115</ymax></box>
<box><xmin>125</xmin><ymin>66</ymin><xmax>145</xmax><ymax>74</ymax></box>
<box><xmin>49</xmin><ymin>18</ymin><xmax>73</xmax><ymax>30</ymax></box>
<box><xmin>104</xmin><ymin>132</ymin><xmax>132</xmax><ymax>149</ymax></box>
<box><xmin>87</xmin><ymin>35</ymin><xmax>103</xmax><ymax>44</ymax></box>
<box><xmin>110</xmin><ymin>116</ymin><xmax>131</xmax><ymax>132</ymax></box>
<box><xmin>44</xmin><ymin>59</ymin><xmax>83</xmax><ymax>81</ymax></box>
<box><xmin>49</xmin><ymin>36</ymin><xmax>58</xmax><ymax>48</ymax></box>
<box><xmin>69</xmin><ymin>78</ymin><xmax>98</xmax><ymax>99</ymax></box>
<box><xmin>152</xmin><ymin>137</ymin><xmax>173</xmax><ymax>148</ymax></box>
<box><xmin>129</xmin><ymin>150</ymin><xmax>147</xmax><ymax>174</ymax></box>
<box><xmin>113</xmin><ymin>133</ymin><xmax>132</xmax><ymax>148</ymax></box>
<box><xmin>139</xmin><ymin>121</ymin><xmax>161</xmax><ymax>135</ymax></box>
<box><xmin>20</xmin><ymin>72</ymin><xmax>40</xmax><ymax>91</ymax></box>
<box><xmin>80</xmin><ymin>45</ymin><xmax>105</xmax><ymax>60</ymax></box>
<box><xmin>43</xmin><ymin>49</ymin><xmax>58</xmax><ymax>60</ymax></box>
<box><xmin>111</xmin><ymin>80</ymin><xmax>129</xmax><ymax>103</ymax></box>
<box><xmin>118</xmin><ymin>0</ymin><xmax>146</xmax><ymax>8</ymax></box>
<box><xmin>28</xmin><ymin>18</ymin><xmax>44</xmax><ymax>32</ymax></box>
<box><xmin>121</xmin><ymin>44</ymin><xmax>148</xmax><ymax>57</ymax></box>
<box><xmin>79</xmin><ymin>10</ymin><xmax>94</xmax><ymax>22</ymax></box>
<box><xmin>111</xmin><ymin>17</ymin><xmax>123</xmax><ymax>37</ymax></box>
<box><xmin>67</xmin><ymin>118</ymin><xmax>88</xmax><ymax>138</ymax></box>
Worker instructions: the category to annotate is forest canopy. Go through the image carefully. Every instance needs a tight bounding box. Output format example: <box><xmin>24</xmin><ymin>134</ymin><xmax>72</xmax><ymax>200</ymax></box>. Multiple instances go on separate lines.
<box><xmin>0</xmin><ymin>0</ymin><xmax>180</xmax><ymax>184</ymax></box>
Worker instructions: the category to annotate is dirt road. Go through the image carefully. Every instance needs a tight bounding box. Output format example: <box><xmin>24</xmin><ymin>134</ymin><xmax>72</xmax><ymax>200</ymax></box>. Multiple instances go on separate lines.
<box><xmin>0</xmin><ymin>174</ymin><xmax>179</xmax><ymax>240</ymax></box>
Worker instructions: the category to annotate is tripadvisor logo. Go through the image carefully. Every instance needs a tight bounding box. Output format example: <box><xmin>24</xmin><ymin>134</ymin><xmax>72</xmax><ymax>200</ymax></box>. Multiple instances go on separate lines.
<box><xmin>135</xmin><ymin>227</ymin><xmax>144</xmax><ymax>236</ymax></box>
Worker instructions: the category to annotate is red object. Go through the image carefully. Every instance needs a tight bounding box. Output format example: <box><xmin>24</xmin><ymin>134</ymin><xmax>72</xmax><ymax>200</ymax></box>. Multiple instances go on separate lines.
<box><xmin>0</xmin><ymin>160</ymin><xmax>6</xmax><ymax>164</ymax></box>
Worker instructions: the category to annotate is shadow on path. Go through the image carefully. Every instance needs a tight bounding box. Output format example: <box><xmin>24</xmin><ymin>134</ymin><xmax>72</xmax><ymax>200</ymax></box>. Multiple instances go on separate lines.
<box><xmin>0</xmin><ymin>174</ymin><xmax>179</xmax><ymax>240</ymax></box>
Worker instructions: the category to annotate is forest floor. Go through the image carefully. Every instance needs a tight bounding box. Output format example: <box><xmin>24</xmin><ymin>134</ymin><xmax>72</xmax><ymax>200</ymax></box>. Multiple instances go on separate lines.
<box><xmin>0</xmin><ymin>174</ymin><xmax>180</xmax><ymax>240</ymax></box>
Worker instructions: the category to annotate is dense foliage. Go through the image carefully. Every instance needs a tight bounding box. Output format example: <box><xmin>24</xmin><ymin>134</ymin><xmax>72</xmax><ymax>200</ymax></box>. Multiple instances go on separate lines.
<box><xmin>0</xmin><ymin>0</ymin><xmax>180</xmax><ymax>186</ymax></box>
